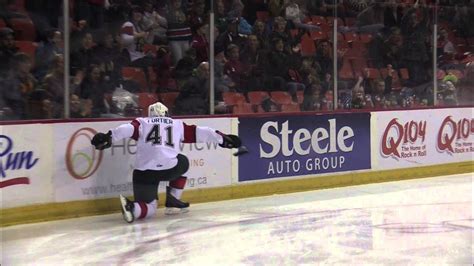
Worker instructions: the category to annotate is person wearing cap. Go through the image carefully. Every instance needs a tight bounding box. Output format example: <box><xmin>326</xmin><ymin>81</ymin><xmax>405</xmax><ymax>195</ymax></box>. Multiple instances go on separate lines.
<box><xmin>215</xmin><ymin>15</ymin><xmax>246</xmax><ymax>50</ymax></box>
<box><xmin>121</xmin><ymin>6</ymin><xmax>155</xmax><ymax>90</ymax></box>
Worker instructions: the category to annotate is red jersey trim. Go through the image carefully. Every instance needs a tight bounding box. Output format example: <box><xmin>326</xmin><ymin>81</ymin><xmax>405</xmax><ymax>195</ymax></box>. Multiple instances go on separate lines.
<box><xmin>131</xmin><ymin>119</ymin><xmax>140</xmax><ymax>141</ymax></box>
<box><xmin>183</xmin><ymin>123</ymin><xmax>196</xmax><ymax>143</ymax></box>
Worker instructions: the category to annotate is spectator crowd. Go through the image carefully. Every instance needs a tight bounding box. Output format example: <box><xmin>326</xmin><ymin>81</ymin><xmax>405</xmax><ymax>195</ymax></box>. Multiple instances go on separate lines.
<box><xmin>0</xmin><ymin>0</ymin><xmax>473</xmax><ymax>120</ymax></box>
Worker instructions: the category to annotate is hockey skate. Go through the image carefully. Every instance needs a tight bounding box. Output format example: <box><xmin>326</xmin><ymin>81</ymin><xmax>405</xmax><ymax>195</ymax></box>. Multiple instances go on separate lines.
<box><xmin>119</xmin><ymin>195</ymin><xmax>135</xmax><ymax>223</ymax></box>
<box><xmin>165</xmin><ymin>186</ymin><xmax>190</xmax><ymax>215</ymax></box>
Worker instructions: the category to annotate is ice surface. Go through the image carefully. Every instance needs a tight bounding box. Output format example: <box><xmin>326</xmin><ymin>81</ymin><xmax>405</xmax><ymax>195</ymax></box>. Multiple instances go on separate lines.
<box><xmin>2</xmin><ymin>173</ymin><xmax>473</xmax><ymax>265</ymax></box>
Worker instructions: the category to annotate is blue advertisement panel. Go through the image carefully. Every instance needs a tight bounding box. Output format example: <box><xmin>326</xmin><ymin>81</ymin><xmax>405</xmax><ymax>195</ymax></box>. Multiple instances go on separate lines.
<box><xmin>238</xmin><ymin>113</ymin><xmax>371</xmax><ymax>182</ymax></box>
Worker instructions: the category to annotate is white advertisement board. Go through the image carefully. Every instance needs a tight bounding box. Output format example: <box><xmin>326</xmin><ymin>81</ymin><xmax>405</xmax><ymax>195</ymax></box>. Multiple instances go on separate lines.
<box><xmin>373</xmin><ymin>108</ymin><xmax>473</xmax><ymax>170</ymax></box>
<box><xmin>0</xmin><ymin>124</ymin><xmax>54</xmax><ymax>208</ymax></box>
<box><xmin>53</xmin><ymin>118</ymin><xmax>233</xmax><ymax>202</ymax></box>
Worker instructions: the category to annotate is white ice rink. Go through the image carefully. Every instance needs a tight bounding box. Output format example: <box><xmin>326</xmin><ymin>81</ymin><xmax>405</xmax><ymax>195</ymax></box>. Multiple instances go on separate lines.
<box><xmin>2</xmin><ymin>173</ymin><xmax>473</xmax><ymax>265</ymax></box>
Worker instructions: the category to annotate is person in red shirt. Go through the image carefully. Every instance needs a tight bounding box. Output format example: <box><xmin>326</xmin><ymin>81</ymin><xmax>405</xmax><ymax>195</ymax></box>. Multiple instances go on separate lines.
<box><xmin>224</xmin><ymin>44</ymin><xmax>247</xmax><ymax>92</ymax></box>
<box><xmin>91</xmin><ymin>102</ymin><xmax>242</xmax><ymax>223</ymax></box>
<box><xmin>191</xmin><ymin>23</ymin><xmax>209</xmax><ymax>63</ymax></box>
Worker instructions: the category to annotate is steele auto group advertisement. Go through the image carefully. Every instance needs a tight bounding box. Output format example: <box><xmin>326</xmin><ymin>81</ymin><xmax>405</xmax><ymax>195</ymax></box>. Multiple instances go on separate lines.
<box><xmin>238</xmin><ymin>113</ymin><xmax>371</xmax><ymax>182</ymax></box>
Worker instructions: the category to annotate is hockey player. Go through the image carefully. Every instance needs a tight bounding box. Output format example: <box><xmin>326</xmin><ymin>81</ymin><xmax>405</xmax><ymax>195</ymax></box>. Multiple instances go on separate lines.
<box><xmin>91</xmin><ymin>102</ymin><xmax>241</xmax><ymax>223</ymax></box>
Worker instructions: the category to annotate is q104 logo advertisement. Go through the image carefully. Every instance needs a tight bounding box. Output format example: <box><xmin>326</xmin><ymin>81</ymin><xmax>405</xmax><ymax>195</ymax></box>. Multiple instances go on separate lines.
<box><xmin>238</xmin><ymin>113</ymin><xmax>371</xmax><ymax>182</ymax></box>
<box><xmin>377</xmin><ymin>108</ymin><xmax>473</xmax><ymax>169</ymax></box>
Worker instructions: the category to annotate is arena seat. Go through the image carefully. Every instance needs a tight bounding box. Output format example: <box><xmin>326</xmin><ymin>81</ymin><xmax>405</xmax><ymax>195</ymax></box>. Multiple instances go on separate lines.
<box><xmin>281</xmin><ymin>102</ymin><xmax>300</xmax><ymax>112</ymax></box>
<box><xmin>270</xmin><ymin>91</ymin><xmax>293</xmax><ymax>105</ymax></box>
<box><xmin>339</xmin><ymin>59</ymin><xmax>354</xmax><ymax>79</ymax></box>
<box><xmin>223</xmin><ymin>92</ymin><xmax>247</xmax><ymax>106</ymax></box>
<box><xmin>247</xmin><ymin>91</ymin><xmax>269</xmax><ymax>105</ymax></box>
<box><xmin>15</xmin><ymin>41</ymin><xmax>38</xmax><ymax>65</ymax></box>
<box><xmin>310</xmin><ymin>30</ymin><xmax>328</xmax><ymax>41</ymax></box>
<box><xmin>232</xmin><ymin>103</ymin><xmax>254</xmax><ymax>114</ymax></box>
<box><xmin>159</xmin><ymin>92</ymin><xmax>179</xmax><ymax>111</ymax></box>
<box><xmin>311</xmin><ymin>16</ymin><xmax>326</xmax><ymax>25</ymax></box>
<box><xmin>300</xmin><ymin>34</ymin><xmax>316</xmax><ymax>56</ymax></box>
<box><xmin>359</xmin><ymin>33</ymin><xmax>374</xmax><ymax>44</ymax></box>
<box><xmin>122</xmin><ymin>67</ymin><xmax>148</xmax><ymax>91</ymax></box>
<box><xmin>344</xmin><ymin>32</ymin><xmax>359</xmax><ymax>43</ymax></box>
<box><xmin>138</xmin><ymin>93</ymin><xmax>158</xmax><ymax>116</ymax></box>
<box><xmin>10</xmin><ymin>18</ymin><xmax>36</xmax><ymax>41</ymax></box>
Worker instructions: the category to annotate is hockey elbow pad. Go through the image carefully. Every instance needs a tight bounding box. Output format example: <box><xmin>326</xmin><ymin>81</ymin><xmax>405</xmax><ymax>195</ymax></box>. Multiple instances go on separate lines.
<box><xmin>91</xmin><ymin>131</ymin><xmax>112</xmax><ymax>150</ymax></box>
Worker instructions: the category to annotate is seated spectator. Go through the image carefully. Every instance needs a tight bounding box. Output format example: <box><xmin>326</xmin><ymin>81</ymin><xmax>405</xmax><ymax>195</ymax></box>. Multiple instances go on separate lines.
<box><xmin>252</xmin><ymin>20</ymin><xmax>268</xmax><ymax>49</ymax></box>
<box><xmin>358</xmin><ymin>65</ymin><xmax>393</xmax><ymax>98</ymax></box>
<box><xmin>70</xmin><ymin>93</ymin><xmax>92</xmax><ymax>118</ymax></box>
<box><xmin>27</xmin><ymin>89</ymin><xmax>54</xmax><ymax>119</ymax></box>
<box><xmin>76</xmin><ymin>64</ymin><xmax>112</xmax><ymax>117</ymax></box>
<box><xmin>215</xmin><ymin>16</ymin><xmax>246</xmax><ymax>50</ymax></box>
<box><xmin>41</xmin><ymin>54</ymin><xmax>69</xmax><ymax>117</ymax></box>
<box><xmin>0</xmin><ymin>53</ymin><xmax>38</xmax><ymax>119</ymax></box>
<box><xmin>224</xmin><ymin>44</ymin><xmax>246</xmax><ymax>92</ymax></box>
<box><xmin>263</xmin><ymin>37</ymin><xmax>290</xmax><ymax>92</ymax></box>
<box><xmin>14</xmin><ymin>53</ymin><xmax>37</xmax><ymax>97</ymax></box>
<box><xmin>173</xmin><ymin>48</ymin><xmax>199</xmax><ymax>90</ymax></box>
<box><xmin>457</xmin><ymin>62</ymin><xmax>474</xmax><ymax>105</ymax></box>
<box><xmin>261</xmin><ymin>96</ymin><xmax>280</xmax><ymax>112</ymax></box>
<box><xmin>214</xmin><ymin>46</ymin><xmax>232</xmax><ymax>100</ymax></box>
<box><xmin>438</xmin><ymin>75</ymin><xmax>459</xmax><ymax>106</ymax></box>
<box><xmin>227</xmin><ymin>5</ymin><xmax>253</xmax><ymax>36</ymax></box>
<box><xmin>240</xmin><ymin>34</ymin><xmax>267</xmax><ymax>91</ymax></box>
<box><xmin>70</xmin><ymin>31</ymin><xmax>96</xmax><ymax>74</ymax></box>
<box><xmin>267</xmin><ymin>16</ymin><xmax>294</xmax><ymax>52</ymax></box>
<box><xmin>93</xmin><ymin>32</ymin><xmax>128</xmax><ymax>81</ymax></box>
<box><xmin>314</xmin><ymin>39</ymin><xmax>343</xmax><ymax>81</ymax></box>
<box><xmin>191</xmin><ymin>23</ymin><xmax>209</xmax><ymax>63</ymax></box>
<box><xmin>214</xmin><ymin>0</ymin><xmax>228</xmax><ymax>34</ymax></box>
<box><xmin>351</xmin><ymin>76</ymin><xmax>367</xmax><ymax>109</ymax></box>
<box><xmin>34</xmin><ymin>29</ymin><xmax>63</xmax><ymax>80</ymax></box>
<box><xmin>268</xmin><ymin>0</ymin><xmax>285</xmax><ymax>17</ymax></box>
<box><xmin>301</xmin><ymin>82</ymin><xmax>322</xmax><ymax>111</ymax></box>
<box><xmin>437</xmin><ymin>28</ymin><xmax>457</xmax><ymax>66</ymax></box>
<box><xmin>0</xmin><ymin>27</ymin><xmax>17</xmax><ymax>75</ymax></box>
<box><xmin>174</xmin><ymin>62</ymin><xmax>210</xmax><ymax>115</ymax></box>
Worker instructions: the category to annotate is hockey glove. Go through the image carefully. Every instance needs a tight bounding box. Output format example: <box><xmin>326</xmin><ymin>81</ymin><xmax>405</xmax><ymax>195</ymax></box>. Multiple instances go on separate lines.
<box><xmin>91</xmin><ymin>131</ymin><xmax>112</xmax><ymax>150</ymax></box>
<box><xmin>219</xmin><ymin>134</ymin><xmax>242</xmax><ymax>149</ymax></box>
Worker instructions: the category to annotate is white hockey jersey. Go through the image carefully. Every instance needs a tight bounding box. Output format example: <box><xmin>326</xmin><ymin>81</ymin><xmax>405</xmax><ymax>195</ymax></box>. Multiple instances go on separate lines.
<box><xmin>110</xmin><ymin>117</ymin><xmax>224</xmax><ymax>171</ymax></box>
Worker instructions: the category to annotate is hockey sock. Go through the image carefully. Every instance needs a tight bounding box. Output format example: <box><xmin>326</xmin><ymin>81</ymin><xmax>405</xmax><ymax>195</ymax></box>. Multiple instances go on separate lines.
<box><xmin>169</xmin><ymin>176</ymin><xmax>187</xmax><ymax>200</ymax></box>
<box><xmin>133</xmin><ymin>199</ymin><xmax>157</xmax><ymax>219</ymax></box>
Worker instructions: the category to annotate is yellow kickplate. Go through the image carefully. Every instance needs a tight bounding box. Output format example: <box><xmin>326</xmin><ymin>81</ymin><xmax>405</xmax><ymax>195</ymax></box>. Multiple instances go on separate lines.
<box><xmin>1</xmin><ymin>161</ymin><xmax>472</xmax><ymax>227</ymax></box>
